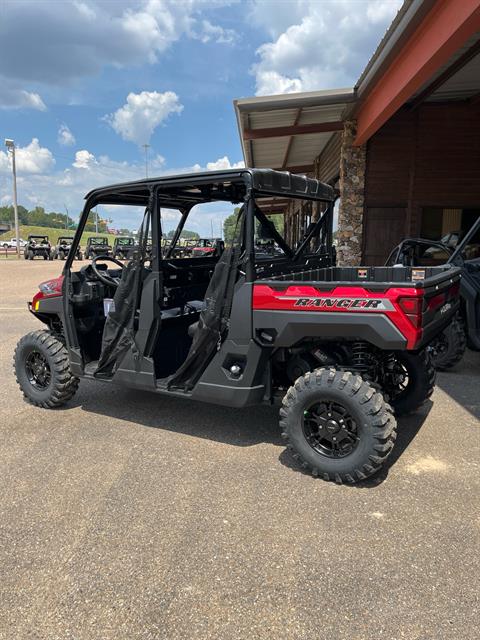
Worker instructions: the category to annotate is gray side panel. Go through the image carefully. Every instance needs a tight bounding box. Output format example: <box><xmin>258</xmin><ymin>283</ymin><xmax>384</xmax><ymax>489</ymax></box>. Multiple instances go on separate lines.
<box><xmin>253</xmin><ymin>310</ymin><xmax>407</xmax><ymax>350</ymax></box>
<box><xmin>192</xmin><ymin>338</ymin><xmax>268</xmax><ymax>407</ymax></box>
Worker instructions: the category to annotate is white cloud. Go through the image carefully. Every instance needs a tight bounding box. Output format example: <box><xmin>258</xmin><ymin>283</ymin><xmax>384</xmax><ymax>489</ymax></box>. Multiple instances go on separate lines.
<box><xmin>251</xmin><ymin>0</ymin><xmax>403</xmax><ymax>95</ymax></box>
<box><xmin>0</xmin><ymin>85</ymin><xmax>46</xmax><ymax>111</ymax></box>
<box><xmin>0</xmin><ymin>145</ymin><xmax>244</xmax><ymax>233</ymax></box>
<box><xmin>0</xmin><ymin>1</ymin><xmax>236</xmax><ymax>90</ymax></box>
<box><xmin>206</xmin><ymin>156</ymin><xmax>245</xmax><ymax>171</ymax></box>
<box><xmin>0</xmin><ymin>138</ymin><xmax>54</xmax><ymax>174</ymax></box>
<box><xmin>105</xmin><ymin>90</ymin><xmax>183</xmax><ymax>145</ymax></box>
<box><xmin>197</xmin><ymin>19</ymin><xmax>237</xmax><ymax>44</ymax></box>
<box><xmin>72</xmin><ymin>150</ymin><xmax>97</xmax><ymax>169</ymax></box>
<box><xmin>57</xmin><ymin>124</ymin><xmax>76</xmax><ymax>146</ymax></box>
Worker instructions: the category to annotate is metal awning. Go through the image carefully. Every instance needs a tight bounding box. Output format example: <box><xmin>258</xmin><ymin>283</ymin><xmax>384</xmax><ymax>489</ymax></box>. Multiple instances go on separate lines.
<box><xmin>234</xmin><ymin>88</ymin><xmax>355</xmax><ymax>173</ymax></box>
<box><xmin>408</xmin><ymin>31</ymin><xmax>480</xmax><ymax>106</ymax></box>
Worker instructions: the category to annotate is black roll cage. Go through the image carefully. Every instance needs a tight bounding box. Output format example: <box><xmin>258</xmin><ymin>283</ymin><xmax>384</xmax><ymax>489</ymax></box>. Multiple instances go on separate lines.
<box><xmin>64</xmin><ymin>168</ymin><xmax>336</xmax><ymax>279</ymax></box>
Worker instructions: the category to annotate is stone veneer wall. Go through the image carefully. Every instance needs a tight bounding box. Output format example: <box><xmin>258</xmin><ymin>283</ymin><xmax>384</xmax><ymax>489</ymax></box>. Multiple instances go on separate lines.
<box><xmin>336</xmin><ymin>120</ymin><xmax>367</xmax><ymax>266</ymax></box>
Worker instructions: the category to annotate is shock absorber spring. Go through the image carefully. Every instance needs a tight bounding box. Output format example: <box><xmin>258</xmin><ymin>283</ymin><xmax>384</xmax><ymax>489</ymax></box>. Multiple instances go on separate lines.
<box><xmin>351</xmin><ymin>341</ymin><xmax>371</xmax><ymax>372</ymax></box>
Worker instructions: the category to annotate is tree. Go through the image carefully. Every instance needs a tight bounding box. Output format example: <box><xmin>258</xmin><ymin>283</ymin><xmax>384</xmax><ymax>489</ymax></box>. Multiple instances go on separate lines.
<box><xmin>256</xmin><ymin>213</ymin><xmax>284</xmax><ymax>239</ymax></box>
<box><xmin>223</xmin><ymin>208</ymin><xmax>241</xmax><ymax>245</ymax></box>
<box><xmin>84</xmin><ymin>210</ymin><xmax>108</xmax><ymax>233</ymax></box>
<box><xmin>0</xmin><ymin>205</ymin><xmax>29</xmax><ymax>225</ymax></box>
<box><xmin>166</xmin><ymin>228</ymin><xmax>199</xmax><ymax>240</ymax></box>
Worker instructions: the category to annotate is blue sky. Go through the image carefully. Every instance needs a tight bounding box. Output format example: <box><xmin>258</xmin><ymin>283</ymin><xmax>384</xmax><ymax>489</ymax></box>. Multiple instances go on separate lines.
<box><xmin>0</xmin><ymin>0</ymin><xmax>402</xmax><ymax>234</ymax></box>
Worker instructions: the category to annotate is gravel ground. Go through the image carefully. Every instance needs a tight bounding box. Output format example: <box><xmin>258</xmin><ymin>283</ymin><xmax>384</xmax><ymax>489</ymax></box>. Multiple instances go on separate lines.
<box><xmin>0</xmin><ymin>259</ymin><xmax>479</xmax><ymax>640</ymax></box>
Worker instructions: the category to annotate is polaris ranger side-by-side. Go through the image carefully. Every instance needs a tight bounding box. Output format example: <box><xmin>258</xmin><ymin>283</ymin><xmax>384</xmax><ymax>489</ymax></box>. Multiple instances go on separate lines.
<box><xmin>112</xmin><ymin>236</ymin><xmax>136</xmax><ymax>260</ymax></box>
<box><xmin>24</xmin><ymin>235</ymin><xmax>52</xmax><ymax>260</ymax></box>
<box><xmin>14</xmin><ymin>170</ymin><xmax>461</xmax><ymax>483</ymax></box>
<box><xmin>386</xmin><ymin>216</ymin><xmax>480</xmax><ymax>370</ymax></box>
<box><xmin>84</xmin><ymin>236</ymin><xmax>112</xmax><ymax>259</ymax></box>
<box><xmin>191</xmin><ymin>238</ymin><xmax>225</xmax><ymax>258</ymax></box>
<box><xmin>53</xmin><ymin>236</ymin><xmax>83</xmax><ymax>261</ymax></box>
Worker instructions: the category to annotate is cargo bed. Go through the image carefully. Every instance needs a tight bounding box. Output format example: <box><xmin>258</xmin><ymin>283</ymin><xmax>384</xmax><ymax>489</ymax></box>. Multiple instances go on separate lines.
<box><xmin>254</xmin><ymin>264</ymin><xmax>461</xmax><ymax>350</ymax></box>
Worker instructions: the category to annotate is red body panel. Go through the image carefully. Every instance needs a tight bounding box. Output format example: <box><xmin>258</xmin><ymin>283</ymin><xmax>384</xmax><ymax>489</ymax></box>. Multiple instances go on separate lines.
<box><xmin>32</xmin><ymin>275</ymin><xmax>64</xmax><ymax>309</ymax></box>
<box><xmin>253</xmin><ymin>284</ymin><xmax>425</xmax><ymax>349</ymax></box>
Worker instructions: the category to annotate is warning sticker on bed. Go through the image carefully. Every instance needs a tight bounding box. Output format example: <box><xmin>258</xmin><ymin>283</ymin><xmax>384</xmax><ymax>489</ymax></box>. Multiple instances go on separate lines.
<box><xmin>411</xmin><ymin>269</ymin><xmax>426</xmax><ymax>282</ymax></box>
<box><xmin>357</xmin><ymin>268</ymin><xmax>368</xmax><ymax>279</ymax></box>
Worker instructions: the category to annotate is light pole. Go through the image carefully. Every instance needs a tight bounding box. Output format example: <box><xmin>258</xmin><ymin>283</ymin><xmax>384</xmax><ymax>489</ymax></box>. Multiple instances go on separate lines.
<box><xmin>142</xmin><ymin>144</ymin><xmax>150</xmax><ymax>178</ymax></box>
<box><xmin>4</xmin><ymin>139</ymin><xmax>20</xmax><ymax>258</ymax></box>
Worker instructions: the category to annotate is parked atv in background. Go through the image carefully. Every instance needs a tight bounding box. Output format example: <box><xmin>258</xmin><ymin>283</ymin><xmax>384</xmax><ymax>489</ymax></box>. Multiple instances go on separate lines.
<box><xmin>112</xmin><ymin>236</ymin><xmax>135</xmax><ymax>260</ymax></box>
<box><xmin>84</xmin><ymin>236</ymin><xmax>112</xmax><ymax>259</ymax></box>
<box><xmin>386</xmin><ymin>217</ymin><xmax>480</xmax><ymax>370</ymax></box>
<box><xmin>24</xmin><ymin>235</ymin><xmax>52</xmax><ymax>260</ymax></box>
<box><xmin>191</xmin><ymin>238</ymin><xmax>225</xmax><ymax>258</ymax></box>
<box><xmin>53</xmin><ymin>237</ymin><xmax>83</xmax><ymax>260</ymax></box>
<box><xmin>14</xmin><ymin>168</ymin><xmax>462</xmax><ymax>484</ymax></box>
<box><xmin>168</xmin><ymin>238</ymin><xmax>197</xmax><ymax>258</ymax></box>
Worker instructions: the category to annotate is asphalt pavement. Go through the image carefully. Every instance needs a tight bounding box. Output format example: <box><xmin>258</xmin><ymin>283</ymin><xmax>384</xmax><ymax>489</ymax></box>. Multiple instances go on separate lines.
<box><xmin>0</xmin><ymin>259</ymin><xmax>479</xmax><ymax>639</ymax></box>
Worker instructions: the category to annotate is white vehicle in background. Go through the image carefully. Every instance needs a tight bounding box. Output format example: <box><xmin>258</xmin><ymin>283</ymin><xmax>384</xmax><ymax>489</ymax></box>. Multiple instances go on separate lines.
<box><xmin>2</xmin><ymin>237</ymin><xmax>26</xmax><ymax>249</ymax></box>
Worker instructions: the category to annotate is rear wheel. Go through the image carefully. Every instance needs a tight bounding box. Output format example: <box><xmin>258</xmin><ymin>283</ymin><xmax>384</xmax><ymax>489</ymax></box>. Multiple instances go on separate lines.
<box><xmin>429</xmin><ymin>316</ymin><xmax>466</xmax><ymax>370</ymax></box>
<box><xmin>280</xmin><ymin>368</ymin><xmax>396</xmax><ymax>483</ymax></box>
<box><xmin>14</xmin><ymin>330</ymin><xmax>79</xmax><ymax>408</ymax></box>
<box><xmin>383</xmin><ymin>350</ymin><xmax>435</xmax><ymax>415</ymax></box>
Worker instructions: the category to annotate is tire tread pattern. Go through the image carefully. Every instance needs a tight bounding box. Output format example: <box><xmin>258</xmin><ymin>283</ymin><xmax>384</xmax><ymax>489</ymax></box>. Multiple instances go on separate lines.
<box><xmin>14</xmin><ymin>330</ymin><xmax>79</xmax><ymax>408</ymax></box>
<box><xmin>280</xmin><ymin>368</ymin><xmax>397</xmax><ymax>484</ymax></box>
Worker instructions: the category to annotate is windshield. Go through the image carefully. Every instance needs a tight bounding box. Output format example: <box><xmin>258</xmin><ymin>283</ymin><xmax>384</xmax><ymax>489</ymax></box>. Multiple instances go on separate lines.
<box><xmin>90</xmin><ymin>238</ymin><xmax>108</xmax><ymax>245</ymax></box>
<box><xmin>117</xmin><ymin>237</ymin><xmax>134</xmax><ymax>245</ymax></box>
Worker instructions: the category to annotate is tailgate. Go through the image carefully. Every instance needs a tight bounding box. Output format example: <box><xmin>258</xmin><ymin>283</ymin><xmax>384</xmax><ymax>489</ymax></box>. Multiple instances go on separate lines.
<box><xmin>414</xmin><ymin>266</ymin><xmax>461</xmax><ymax>348</ymax></box>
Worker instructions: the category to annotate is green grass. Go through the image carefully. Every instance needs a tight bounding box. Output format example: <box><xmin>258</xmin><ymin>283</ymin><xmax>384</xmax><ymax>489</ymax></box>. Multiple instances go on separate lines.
<box><xmin>0</xmin><ymin>225</ymin><xmax>118</xmax><ymax>248</ymax></box>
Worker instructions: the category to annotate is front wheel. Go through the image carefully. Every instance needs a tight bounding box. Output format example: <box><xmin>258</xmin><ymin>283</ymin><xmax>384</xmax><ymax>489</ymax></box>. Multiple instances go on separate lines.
<box><xmin>383</xmin><ymin>350</ymin><xmax>435</xmax><ymax>415</ymax></box>
<box><xmin>14</xmin><ymin>330</ymin><xmax>79</xmax><ymax>408</ymax></box>
<box><xmin>280</xmin><ymin>368</ymin><xmax>396</xmax><ymax>483</ymax></box>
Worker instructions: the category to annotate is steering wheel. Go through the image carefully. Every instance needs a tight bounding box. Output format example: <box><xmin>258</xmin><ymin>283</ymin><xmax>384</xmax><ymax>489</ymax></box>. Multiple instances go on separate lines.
<box><xmin>91</xmin><ymin>255</ymin><xmax>125</xmax><ymax>287</ymax></box>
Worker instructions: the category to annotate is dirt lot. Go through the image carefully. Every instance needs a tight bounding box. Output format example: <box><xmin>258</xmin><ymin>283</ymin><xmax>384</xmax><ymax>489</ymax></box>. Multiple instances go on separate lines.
<box><xmin>0</xmin><ymin>259</ymin><xmax>479</xmax><ymax>640</ymax></box>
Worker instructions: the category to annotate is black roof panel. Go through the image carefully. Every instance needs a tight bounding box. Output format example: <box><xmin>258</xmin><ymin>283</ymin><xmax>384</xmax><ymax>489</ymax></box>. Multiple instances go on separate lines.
<box><xmin>85</xmin><ymin>168</ymin><xmax>335</xmax><ymax>205</ymax></box>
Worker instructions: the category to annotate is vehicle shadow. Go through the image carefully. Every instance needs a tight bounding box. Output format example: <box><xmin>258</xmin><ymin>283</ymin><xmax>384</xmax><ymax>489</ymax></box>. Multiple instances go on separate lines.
<box><xmin>279</xmin><ymin>401</ymin><xmax>432</xmax><ymax>488</ymax></box>
<box><xmin>435</xmin><ymin>349</ymin><xmax>480</xmax><ymax>421</ymax></box>
<box><xmin>74</xmin><ymin>379</ymin><xmax>430</xmax><ymax>485</ymax></box>
<box><xmin>75</xmin><ymin>380</ymin><xmax>284</xmax><ymax>447</ymax></box>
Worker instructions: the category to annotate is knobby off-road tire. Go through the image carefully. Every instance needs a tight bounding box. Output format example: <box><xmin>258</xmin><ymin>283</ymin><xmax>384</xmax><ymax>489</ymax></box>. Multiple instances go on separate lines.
<box><xmin>280</xmin><ymin>368</ymin><xmax>396</xmax><ymax>483</ymax></box>
<box><xmin>387</xmin><ymin>350</ymin><xmax>435</xmax><ymax>416</ymax></box>
<box><xmin>14</xmin><ymin>330</ymin><xmax>79</xmax><ymax>408</ymax></box>
<box><xmin>430</xmin><ymin>316</ymin><xmax>467</xmax><ymax>371</ymax></box>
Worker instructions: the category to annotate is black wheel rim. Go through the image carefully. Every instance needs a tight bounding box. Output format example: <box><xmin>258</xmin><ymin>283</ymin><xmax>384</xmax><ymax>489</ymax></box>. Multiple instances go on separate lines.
<box><xmin>302</xmin><ymin>400</ymin><xmax>359</xmax><ymax>459</ymax></box>
<box><xmin>385</xmin><ymin>360</ymin><xmax>409</xmax><ymax>399</ymax></box>
<box><xmin>25</xmin><ymin>351</ymin><xmax>51</xmax><ymax>390</ymax></box>
<box><xmin>430</xmin><ymin>334</ymin><xmax>448</xmax><ymax>358</ymax></box>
